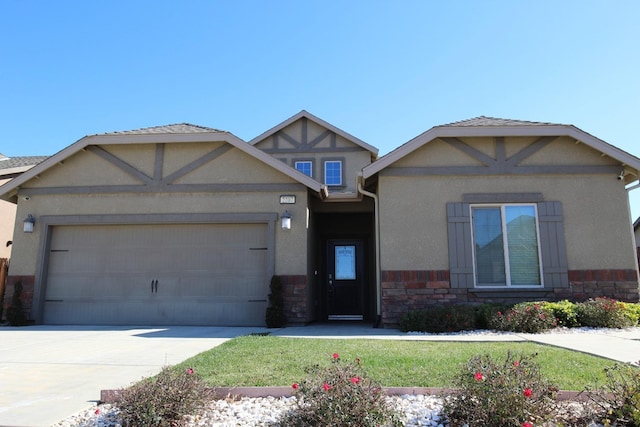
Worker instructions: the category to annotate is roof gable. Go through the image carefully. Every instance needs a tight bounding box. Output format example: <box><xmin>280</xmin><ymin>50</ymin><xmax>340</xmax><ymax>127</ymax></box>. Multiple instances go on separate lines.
<box><xmin>0</xmin><ymin>125</ymin><xmax>327</xmax><ymax>202</ymax></box>
<box><xmin>249</xmin><ymin>110</ymin><xmax>378</xmax><ymax>156</ymax></box>
<box><xmin>363</xmin><ymin>117</ymin><xmax>640</xmax><ymax>179</ymax></box>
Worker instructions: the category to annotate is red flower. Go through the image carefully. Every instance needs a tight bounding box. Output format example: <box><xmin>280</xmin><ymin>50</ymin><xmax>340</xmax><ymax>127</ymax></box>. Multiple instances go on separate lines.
<box><xmin>94</xmin><ymin>409</ymin><xmax>101</xmax><ymax>415</ymax></box>
<box><xmin>350</xmin><ymin>376</ymin><xmax>361</xmax><ymax>384</ymax></box>
<box><xmin>323</xmin><ymin>383</ymin><xmax>331</xmax><ymax>391</ymax></box>
<box><xmin>186</xmin><ymin>368</ymin><xmax>194</xmax><ymax>375</ymax></box>
<box><xmin>513</xmin><ymin>360</ymin><xmax>520</xmax><ymax>367</ymax></box>
<box><xmin>332</xmin><ymin>353</ymin><xmax>339</xmax><ymax>360</ymax></box>
<box><xmin>292</xmin><ymin>383</ymin><xmax>299</xmax><ymax>390</ymax></box>
<box><xmin>474</xmin><ymin>372</ymin><xmax>484</xmax><ymax>381</ymax></box>
<box><xmin>497</xmin><ymin>311</ymin><xmax>503</xmax><ymax>316</ymax></box>
<box><xmin>522</xmin><ymin>422</ymin><xmax>533</xmax><ymax>427</ymax></box>
<box><xmin>523</xmin><ymin>388</ymin><xmax>533</xmax><ymax>397</ymax></box>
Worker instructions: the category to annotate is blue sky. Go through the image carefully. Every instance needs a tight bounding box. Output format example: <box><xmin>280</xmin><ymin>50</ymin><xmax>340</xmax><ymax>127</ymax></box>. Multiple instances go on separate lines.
<box><xmin>2</xmin><ymin>1</ymin><xmax>639</xmax><ymax>218</ymax></box>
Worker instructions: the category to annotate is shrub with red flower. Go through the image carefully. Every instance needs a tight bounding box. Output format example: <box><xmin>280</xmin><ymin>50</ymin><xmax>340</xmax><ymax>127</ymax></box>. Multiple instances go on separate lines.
<box><xmin>444</xmin><ymin>352</ymin><xmax>557</xmax><ymax>427</ymax></box>
<box><xmin>490</xmin><ymin>302</ymin><xmax>557</xmax><ymax>333</ymax></box>
<box><xmin>276</xmin><ymin>353</ymin><xmax>402</xmax><ymax>426</ymax></box>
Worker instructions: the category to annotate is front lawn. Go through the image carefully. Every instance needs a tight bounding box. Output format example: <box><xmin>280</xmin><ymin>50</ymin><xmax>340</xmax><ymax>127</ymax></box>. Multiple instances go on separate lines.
<box><xmin>175</xmin><ymin>335</ymin><xmax>618</xmax><ymax>391</ymax></box>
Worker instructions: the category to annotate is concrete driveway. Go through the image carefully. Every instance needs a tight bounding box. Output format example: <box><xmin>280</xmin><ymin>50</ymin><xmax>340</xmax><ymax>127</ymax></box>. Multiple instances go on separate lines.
<box><xmin>0</xmin><ymin>325</ymin><xmax>267</xmax><ymax>427</ymax></box>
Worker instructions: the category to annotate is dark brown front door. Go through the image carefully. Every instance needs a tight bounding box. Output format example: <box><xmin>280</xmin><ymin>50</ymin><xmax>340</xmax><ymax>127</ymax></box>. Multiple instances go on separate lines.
<box><xmin>326</xmin><ymin>239</ymin><xmax>364</xmax><ymax>320</ymax></box>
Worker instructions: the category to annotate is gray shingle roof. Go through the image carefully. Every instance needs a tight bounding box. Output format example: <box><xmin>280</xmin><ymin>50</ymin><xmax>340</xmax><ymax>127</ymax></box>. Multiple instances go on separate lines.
<box><xmin>441</xmin><ymin>116</ymin><xmax>563</xmax><ymax>127</ymax></box>
<box><xmin>0</xmin><ymin>155</ymin><xmax>48</xmax><ymax>171</ymax></box>
<box><xmin>103</xmin><ymin>123</ymin><xmax>224</xmax><ymax>135</ymax></box>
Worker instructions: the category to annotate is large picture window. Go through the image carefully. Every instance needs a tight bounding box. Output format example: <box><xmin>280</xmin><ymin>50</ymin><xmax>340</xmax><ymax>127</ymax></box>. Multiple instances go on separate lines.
<box><xmin>471</xmin><ymin>204</ymin><xmax>542</xmax><ymax>287</ymax></box>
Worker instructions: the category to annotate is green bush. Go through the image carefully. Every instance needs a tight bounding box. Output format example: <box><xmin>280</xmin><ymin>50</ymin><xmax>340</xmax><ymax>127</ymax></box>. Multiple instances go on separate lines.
<box><xmin>490</xmin><ymin>302</ymin><xmax>557</xmax><ymax>333</ymax></box>
<box><xmin>586</xmin><ymin>363</ymin><xmax>640</xmax><ymax>426</ymax></box>
<box><xmin>443</xmin><ymin>352</ymin><xmax>558</xmax><ymax>427</ymax></box>
<box><xmin>576</xmin><ymin>297</ymin><xmax>636</xmax><ymax>329</ymax></box>
<box><xmin>116</xmin><ymin>366</ymin><xmax>211</xmax><ymax>427</ymax></box>
<box><xmin>622</xmin><ymin>302</ymin><xmax>640</xmax><ymax>326</ymax></box>
<box><xmin>274</xmin><ymin>353</ymin><xmax>403</xmax><ymax>427</ymax></box>
<box><xmin>542</xmin><ymin>300</ymin><xmax>579</xmax><ymax>328</ymax></box>
<box><xmin>475</xmin><ymin>302</ymin><xmax>511</xmax><ymax>329</ymax></box>
<box><xmin>398</xmin><ymin>305</ymin><xmax>476</xmax><ymax>333</ymax></box>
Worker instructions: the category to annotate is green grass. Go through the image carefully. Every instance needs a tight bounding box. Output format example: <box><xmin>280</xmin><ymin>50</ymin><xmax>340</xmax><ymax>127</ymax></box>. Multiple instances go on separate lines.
<box><xmin>175</xmin><ymin>335</ymin><xmax>620</xmax><ymax>391</ymax></box>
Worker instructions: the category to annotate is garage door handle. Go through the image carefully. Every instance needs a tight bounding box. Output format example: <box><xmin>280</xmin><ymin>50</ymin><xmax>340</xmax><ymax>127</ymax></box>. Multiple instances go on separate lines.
<box><xmin>151</xmin><ymin>279</ymin><xmax>158</xmax><ymax>293</ymax></box>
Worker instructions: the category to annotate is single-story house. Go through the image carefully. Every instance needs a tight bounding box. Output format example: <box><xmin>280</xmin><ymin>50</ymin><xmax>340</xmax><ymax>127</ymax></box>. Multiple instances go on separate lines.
<box><xmin>2</xmin><ymin>112</ymin><xmax>639</xmax><ymax>327</ymax></box>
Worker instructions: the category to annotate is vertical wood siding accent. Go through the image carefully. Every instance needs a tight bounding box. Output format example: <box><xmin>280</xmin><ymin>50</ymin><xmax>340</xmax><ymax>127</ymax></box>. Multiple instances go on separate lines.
<box><xmin>447</xmin><ymin>202</ymin><xmax>474</xmax><ymax>288</ymax></box>
<box><xmin>538</xmin><ymin>201</ymin><xmax>569</xmax><ymax>287</ymax></box>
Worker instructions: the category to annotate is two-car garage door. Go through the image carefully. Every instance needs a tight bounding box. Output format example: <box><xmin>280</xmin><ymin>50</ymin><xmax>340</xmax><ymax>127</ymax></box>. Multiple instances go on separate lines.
<box><xmin>43</xmin><ymin>223</ymin><xmax>270</xmax><ymax>326</ymax></box>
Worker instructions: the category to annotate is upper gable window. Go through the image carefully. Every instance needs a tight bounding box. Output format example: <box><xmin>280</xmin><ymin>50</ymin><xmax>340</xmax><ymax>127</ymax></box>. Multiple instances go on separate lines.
<box><xmin>471</xmin><ymin>204</ymin><xmax>543</xmax><ymax>287</ymax></box>
<box><xmin>324</xmin><ymin>160</ymin><xmax>343</xmax><ymax>186</ymax></box>
<box><xmin>295</xmin><ymin>161</ymin><xmax>313</xmax><ymax>177</ymax></box>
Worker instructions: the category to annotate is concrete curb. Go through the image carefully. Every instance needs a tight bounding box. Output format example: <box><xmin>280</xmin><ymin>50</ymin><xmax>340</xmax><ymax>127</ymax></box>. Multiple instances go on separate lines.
<box><xmin>101</xmin><ymin>386</ymin><xmax>588</xmax><ymax>403</ymax></box>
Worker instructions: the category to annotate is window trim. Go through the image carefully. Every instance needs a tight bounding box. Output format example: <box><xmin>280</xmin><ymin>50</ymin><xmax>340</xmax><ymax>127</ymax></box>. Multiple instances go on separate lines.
<box><xmin>322</xmin><ymin>158</ymin><xmax>344</xmax><ymax>186</ymax></box>
<box><xmin>294</xmin><ymin>159</ymin><xmax>314</xmax><ymax>178</ymax></box>
<box><xmin>470</xmin><ymin>203</ymin><xmax>545</xmax><ymax>289</ymax></box>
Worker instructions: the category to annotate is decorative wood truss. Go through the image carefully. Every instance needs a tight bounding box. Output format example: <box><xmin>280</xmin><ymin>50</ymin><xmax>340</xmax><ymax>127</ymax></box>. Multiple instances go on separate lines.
<box><xmin>260</xmin><ymin>117</ymin><xmax>363</xmax><ymax>154</ymax></box>
<box><xmin>23</xmin><ymin>143</ymin><xmax>303</xmax><ymax>196</ymax></box>
<box><xmin>381</xmin><ymin>136</ymin><xmax>622</xmax><ymax>176</ymax></box>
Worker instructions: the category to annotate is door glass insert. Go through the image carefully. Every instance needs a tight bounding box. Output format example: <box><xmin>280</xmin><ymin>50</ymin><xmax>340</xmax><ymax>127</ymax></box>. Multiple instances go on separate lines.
<box><xmin>335</xmin><ymin>245</ymin><xmax>356</xmax><ymax>280</ymax></box>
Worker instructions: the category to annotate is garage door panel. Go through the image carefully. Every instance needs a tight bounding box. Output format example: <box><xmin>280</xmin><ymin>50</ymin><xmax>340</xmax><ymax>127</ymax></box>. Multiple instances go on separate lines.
<box><xmin>44</xmin><ymin>223</ymin><xmax>270</xmax><ymax>326</ymax></box>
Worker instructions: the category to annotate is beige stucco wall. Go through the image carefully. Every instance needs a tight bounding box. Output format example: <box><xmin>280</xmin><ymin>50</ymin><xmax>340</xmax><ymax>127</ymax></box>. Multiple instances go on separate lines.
<box><xmin>254</xmin><ymin>118</ymin><xmax>374</xmax><ymax>193</ymax></box>
<box><xmin>378</xmin><ymin>136</ymin><xmax>637</xmax><ymax>271</ymax></box>
<box><xmin>8</xmin><ymin>142</ymin><xmax>311</xmax><ymax>278</ymax></box>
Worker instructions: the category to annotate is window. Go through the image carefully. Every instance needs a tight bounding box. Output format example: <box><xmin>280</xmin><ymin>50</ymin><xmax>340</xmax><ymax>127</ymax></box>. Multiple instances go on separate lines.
<box><xmin>471</xmin><ymin>204</ymin><xmax>542</xmax><ymax>287</ymax></box>
<box><xmin>324</xmin><ymin>160</ymin><xmax>342</xmax><ymax>186</ymax></box>
<box><xmin>294</xmin><ymin>161</ymin><xmax>313</xmax><ymax>177</ymax></box>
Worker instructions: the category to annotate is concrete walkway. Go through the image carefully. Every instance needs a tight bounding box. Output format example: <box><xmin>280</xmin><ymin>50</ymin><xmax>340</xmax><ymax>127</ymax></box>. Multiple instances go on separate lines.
<box><xmin>1</xmin><ymin>324</ymin><xmax>639</xmax><ymax>427</ymax></box>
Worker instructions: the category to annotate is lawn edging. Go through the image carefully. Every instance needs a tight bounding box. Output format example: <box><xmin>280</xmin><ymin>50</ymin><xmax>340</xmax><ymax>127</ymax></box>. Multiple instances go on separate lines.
<box><xmin>100</xmin><ymin>386</ymin><xmax>586</xmax><ymax>404</ymax></box>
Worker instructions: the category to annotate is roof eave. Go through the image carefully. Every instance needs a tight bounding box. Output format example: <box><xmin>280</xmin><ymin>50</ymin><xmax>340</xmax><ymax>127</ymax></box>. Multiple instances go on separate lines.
<box><xmin>363</xmin><ymin>124</ymin><xmax>640</xmax><ymax>179</ymax></box>
<box><xmin>0</xmin><ymin>130</ymin><xmax>327</xmax><ymax>201</ymax></box>
<box><xmin>249</xmin><ymin>110</ymin><xmax>379</xmax><ymax>156</ymax></box>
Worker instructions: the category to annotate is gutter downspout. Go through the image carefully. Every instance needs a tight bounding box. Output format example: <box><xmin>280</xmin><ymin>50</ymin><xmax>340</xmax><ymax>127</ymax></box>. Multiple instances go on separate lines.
<box><xmin>357</xmin><ymin>174</ymin><xmax>382</xmax><ymax>328</ymax></box>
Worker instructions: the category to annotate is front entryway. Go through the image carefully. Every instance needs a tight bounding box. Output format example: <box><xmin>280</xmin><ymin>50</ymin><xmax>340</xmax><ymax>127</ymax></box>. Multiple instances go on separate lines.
<box><xmin>326</xmin><ymin>239</ymin><xmax>365</xmax><ymax>320</ymax></box>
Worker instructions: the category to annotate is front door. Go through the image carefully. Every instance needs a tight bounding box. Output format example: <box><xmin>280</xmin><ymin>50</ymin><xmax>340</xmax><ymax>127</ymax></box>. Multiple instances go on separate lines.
<box><xmin>326</xmin><ymin>239</ymin><xmax>365</xmax><ymax>320</ymax></box>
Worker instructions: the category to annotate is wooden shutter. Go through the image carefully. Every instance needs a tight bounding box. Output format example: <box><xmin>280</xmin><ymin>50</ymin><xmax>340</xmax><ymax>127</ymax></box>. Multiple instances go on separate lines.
<box><xmin>537</xmin><ymin>201</ymin><xmax>569</xmax><ymax>288</ymax></box>
<box><xmin>447</xmin><ymin>202</ymin><xmax>474</xmax><ymax>288</ymax></box>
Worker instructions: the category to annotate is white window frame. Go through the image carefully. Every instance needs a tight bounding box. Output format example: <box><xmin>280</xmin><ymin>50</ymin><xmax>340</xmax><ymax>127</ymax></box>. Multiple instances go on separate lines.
<box><xmin>294</xmin><ymin>160</ymin><xmax>313</xmax><ymax>178</ymax></box>
<box><xmin>470</xmin><ymin>203</ymin><xmax>544</xmax><ymax>288</ymax></box>
<box><xmin>323</xmin><ymin>160</ymin><xmax>343</xmax><ymax>186</ymax></box>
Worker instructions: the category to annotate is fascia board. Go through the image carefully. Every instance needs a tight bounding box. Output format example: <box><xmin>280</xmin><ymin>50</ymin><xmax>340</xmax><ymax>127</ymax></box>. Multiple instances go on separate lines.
<box><xmin>248</xmin><ymin>111</ymin><xmax>307</xmax><ymax>145</ymax></box>
<box><xmin>301</xmin><ymin>111</ymin><xmax>379</xmax><ymax>155</ymax></box>
<box><xmin>363</xmin><ymin>124</ymin><xmax>640</xmax><ymax>179</ymax></box>
<box><xmin>249</xmin><ymin>110</ymin><xmax>379</xmax><ymax>156</ymax></box>
<box><xmin>223</xmin><ymin>133</ymin><xmax>325</xmax><ymax>193</ymax></box>
<box><xmin>0</xmin><ymin>130</ymin><xmax>325</xmax><ymax>200</ymax></box>
<box><xmin>0</xmin><ymin>137</ymin><xmax>90</xmax><ymax>198</ymax></box>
